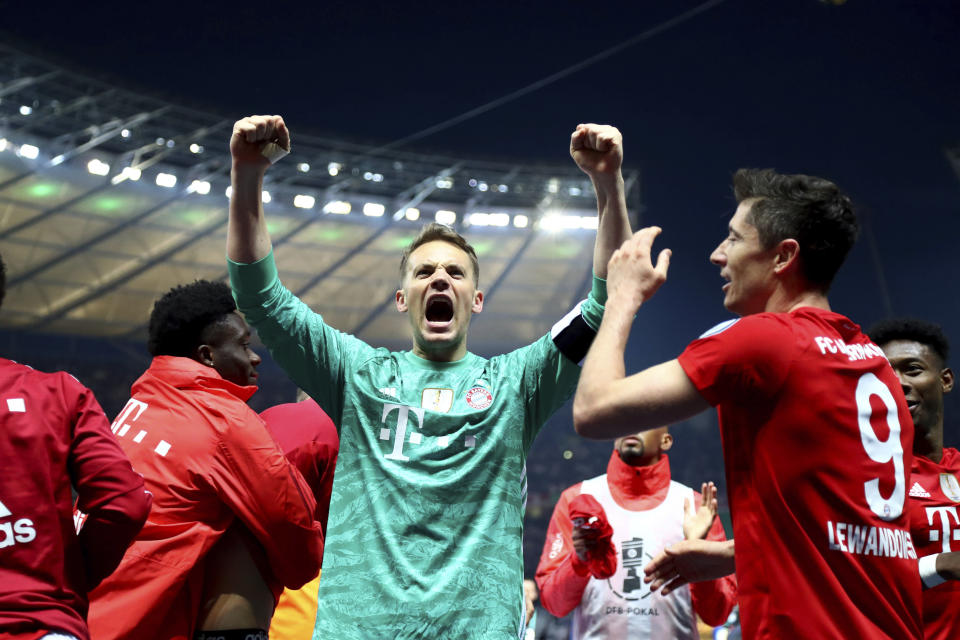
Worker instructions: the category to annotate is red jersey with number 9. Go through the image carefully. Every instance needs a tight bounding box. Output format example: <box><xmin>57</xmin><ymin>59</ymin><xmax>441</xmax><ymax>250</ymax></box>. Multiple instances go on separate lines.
<box><xmin>678</xmin><ymin>307</ymin><xmax>922</xmax><ymax>639</ymax></box>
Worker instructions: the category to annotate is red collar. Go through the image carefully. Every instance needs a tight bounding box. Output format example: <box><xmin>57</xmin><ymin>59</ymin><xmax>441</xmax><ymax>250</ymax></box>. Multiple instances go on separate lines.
<box><xmin>136</xmin><ymin>356</ymin><xmax>257</xmax><ymax>402</ymax></box>
<box><xmin>605</xmin><ymin>450</ymin><xmax>672</xmax><ymax>510</ymax></box>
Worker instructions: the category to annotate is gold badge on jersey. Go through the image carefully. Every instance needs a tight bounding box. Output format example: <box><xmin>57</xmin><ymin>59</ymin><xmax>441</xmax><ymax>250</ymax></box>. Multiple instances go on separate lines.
<box><xmin>421</xmin><ymin>388</ymin><xmax>454</xmax><ymax>413</ymax></box>
<box><xmin>940</xmin><ymin>473</ymin><xmax>960</xmax><ymax>503</ymax></box>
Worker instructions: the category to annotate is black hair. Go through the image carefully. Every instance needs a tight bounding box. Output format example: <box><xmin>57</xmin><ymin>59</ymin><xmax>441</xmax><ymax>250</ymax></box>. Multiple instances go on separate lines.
<box><xmin>867</xmin><ymin>317</ymin><xmax>950</xmax><ymax>366</ymax></box>
<box><xmin>147</xmin><ymin>280</ymin><xmax>237</xmax><ymax>357</ymax></box>
<box><xmin>733</xmin><ymin>168</ymin><xmax>858</xmax><ymax>290</ymax></box>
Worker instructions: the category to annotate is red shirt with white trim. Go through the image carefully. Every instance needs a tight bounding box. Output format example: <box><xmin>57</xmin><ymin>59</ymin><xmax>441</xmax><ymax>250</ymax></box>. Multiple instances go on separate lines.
<box><xmin>678</xmin><ymin>308</ymin><xmax>922</xmax><ymax>639</ymax></box>
<box><xmin>85</xmin><ymin>356</ymin><xmax>323</xmax><ymax>640</ymax></box>
<box><xmin>535</xmin><ymin>452</ymin><xmax>736</xmax><ymax>639</ymax></box>
<box><xmin>906</xmin><ymin>446</ymin><xmax>960</xmax><ymax>640</ymax></box>
<box><xmin>0</xmin><ymin>358</ymin><xmax>150</xmax><ymax>640</ymax></box>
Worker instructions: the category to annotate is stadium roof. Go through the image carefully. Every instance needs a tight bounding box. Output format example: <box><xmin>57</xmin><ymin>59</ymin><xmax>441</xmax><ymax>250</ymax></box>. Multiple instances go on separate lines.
<box><xmin>0</xmin><ymin>44</ymin><xmax>641</xmax><ymax>353</ymax></box>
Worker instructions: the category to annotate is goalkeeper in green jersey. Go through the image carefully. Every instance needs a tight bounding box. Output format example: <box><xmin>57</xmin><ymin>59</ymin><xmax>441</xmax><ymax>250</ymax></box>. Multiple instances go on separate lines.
<box><xmin>226</xmin><ymin>116</ymin><xmax>638</xmax><ymax>640</ymax></box>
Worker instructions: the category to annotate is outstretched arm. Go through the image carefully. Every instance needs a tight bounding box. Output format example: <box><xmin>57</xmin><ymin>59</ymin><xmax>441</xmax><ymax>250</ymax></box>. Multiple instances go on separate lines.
<box><xmin>570</xmin><ymin>124</ymin><xmax>632</xmax><ymax>279</ymax></box>
<box><xmin>228</xmin><ymin>115</ymin><xmax>290</xmax><ymax>263</ymax></box>
<box><xmin>573</xmin><ymin>228</ymin><xmax>710</xmax><ymax>439</ymax></box>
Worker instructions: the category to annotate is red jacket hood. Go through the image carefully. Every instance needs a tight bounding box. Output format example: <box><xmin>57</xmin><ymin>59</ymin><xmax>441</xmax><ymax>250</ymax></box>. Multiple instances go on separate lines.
<box><xmin>134</xmin><ymin>355</ymin><xmax>257</xmax><ymax>403</ymax></box>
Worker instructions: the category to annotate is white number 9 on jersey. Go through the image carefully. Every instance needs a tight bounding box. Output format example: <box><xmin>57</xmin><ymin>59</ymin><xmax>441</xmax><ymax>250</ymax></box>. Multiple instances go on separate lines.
<box><xmin>855</xmin><ymin>372</ymin><xmax>906</xmax><ymax>521</ymax></box>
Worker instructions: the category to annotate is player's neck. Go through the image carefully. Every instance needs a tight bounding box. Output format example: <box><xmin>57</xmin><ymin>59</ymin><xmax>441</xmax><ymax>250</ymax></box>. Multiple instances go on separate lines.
<box><xmin>766</xmin><ymin>285</ymin><xmax>831</xmax><ymax>314</ymax></box>
<box><xmin>411</xmin><ymin>340</ymin><xmax>468</xmax><ymax>362</ymax></box>
<box><xmin>915</xmin><ymin>425</ymin><xmax>944</xmax><ymax>464</ymax></box>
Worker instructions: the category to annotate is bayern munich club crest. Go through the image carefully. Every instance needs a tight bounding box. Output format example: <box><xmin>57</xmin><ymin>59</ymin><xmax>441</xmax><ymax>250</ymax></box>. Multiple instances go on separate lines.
<box><xmin>465</xmin><ymin>386</ymin><xmax>493</xmax><ymax>410</ymax></box>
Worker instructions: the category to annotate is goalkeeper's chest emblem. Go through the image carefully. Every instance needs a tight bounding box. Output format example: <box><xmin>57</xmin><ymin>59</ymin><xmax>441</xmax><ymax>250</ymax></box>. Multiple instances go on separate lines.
<box><xmin>421</xmin><ymin>388</ymin><xmax>454</xmax><ymax>413</ymax></box>
<box><xmin>465</xmin><ymin>386</ymin><xmax>493</xmax><ymax>410</ymax></box>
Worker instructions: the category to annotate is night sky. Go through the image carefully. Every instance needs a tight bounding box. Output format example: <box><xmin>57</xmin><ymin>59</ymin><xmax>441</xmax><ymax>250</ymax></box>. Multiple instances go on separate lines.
<box><xmin>3</xmin><ymin>0</ymin><xmax>959</xmax><ymax>416</ymax></box>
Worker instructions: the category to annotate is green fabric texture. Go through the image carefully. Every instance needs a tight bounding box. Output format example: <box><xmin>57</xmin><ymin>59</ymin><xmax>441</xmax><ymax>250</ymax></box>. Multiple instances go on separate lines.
<box><xmin>229</xmin><ymin>252</ymin><xmax>600</xmax><ymax>639</ymax></box>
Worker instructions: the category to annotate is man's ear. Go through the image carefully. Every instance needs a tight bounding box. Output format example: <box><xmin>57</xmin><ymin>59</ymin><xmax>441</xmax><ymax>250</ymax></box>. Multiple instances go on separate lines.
<box><xmin>942</xmin><ymin>367</ymin><xmax>955</xmax><ymax>394</ymax></box>
<box><xmin>773</xmin><ymin>238</ymin><xmax>800</xmax><ymax>275</ymax></box>
<box><xmin>660</xmin><ymin>432</ymin><xmax>674</xmax><ymax>452</ymax></box>
<box><xmin>195</xmin><ymin>344</ymin><xmax>215</xmax><ymax>367</ymax></box>
<box><xmin>395</xmin><ymin>289</ymin><xmax>408</xmax><ymax>313</ymax></box>
<box><xmin>472</xmin><ymin>290</ymin><xmax>484</xmax><ymax>314</ymax></box>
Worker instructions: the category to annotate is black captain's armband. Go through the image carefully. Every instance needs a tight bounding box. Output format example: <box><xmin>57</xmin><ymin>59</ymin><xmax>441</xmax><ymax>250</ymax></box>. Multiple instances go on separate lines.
<box><xmin>551</xmin><ymin>301</ymin><xmax>596</xmax><ymax>364</ymax></box>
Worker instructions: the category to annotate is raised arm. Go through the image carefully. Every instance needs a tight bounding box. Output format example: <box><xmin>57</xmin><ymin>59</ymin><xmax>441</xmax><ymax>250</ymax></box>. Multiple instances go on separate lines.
<box><xmin>574</xmin><ymin>228</ymin><xmax>710</xmax><ymax>439</ymax></box>
<box><xmin>228</xmin><ymin>115</ymin><xmax>290</xmax><ymax>263</ymax></box>
<box><xmin>570</xmin><ymin>124</ymin><xmax>633</xmax><ymax>278</ymax></box>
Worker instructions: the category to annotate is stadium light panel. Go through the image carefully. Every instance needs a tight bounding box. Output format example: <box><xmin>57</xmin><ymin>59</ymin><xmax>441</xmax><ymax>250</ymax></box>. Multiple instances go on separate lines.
<box><xmin>580</xmin><ymin>216</ymin><xmax>599</xmax><ymax>230</ymax></box>
<box><xmin>547</xmin><ymin>179</ymin><xmax>559</xmax><ymax>194</ymax></box>
<box><xmin>498</xmin><ymin>184</ymin><xmax>508</xmax><ymax>193</ymax></box>
<box><xmin>0</xmin><ymin>138</ymin><xmax>8</xmax><ymax>152</ymax></box>
<box><xmin>435</xmin><ymin>210</ymin><xmax>456</xmax><ymax>225</ymax></box>
<box><xmin>86</xmin><ymin>159</ymin><xmax>110</xmax><ymax>176</ymax></box>
<box><xmin>294</xmin><ymin>194</ymin><xmax>316</xmax><ymax>209</ymax></box>
<box><xmin>468</xmin><ymin>179</ymin><xmax>478</xmax><ymax>187</ymax></box>
<box><xmin>121</xmin><ymin>129</ymin><xmax>131</xmax><ymax>138</ymax></box>
<box><xmin>225</xmin><ymin>186</ymin><xmax>233</xmax><ymax>198</ymax></box>
<box><xmin>540</xmin><ymin>213</ymin><xmax>582</xmax><ymax>232</ymax></box>
<box><xmin>323</xmin><ymin>201</ymin><xmax>351</xmax><ymax>215</ymax></box>
<box><xmin>156</xmin><ymin>173</ymin><xmax>177</xmax><ymax>188</ymax></box>
<box><xmin>468</xmin><ymin>213</ymin><xmax>489</xmax><ymax>226</ymax></box>
<box><xmin>19</xmin><ymin>105</ymin><xmax>32</xmax><ymax>116</ymax></box>
<box><xmin>435</xmin><ymin>178</ymin><xmax>453</xmax><ymax>189</ymax></box>
<box><xmin>155</xmin><ymin>138</ymin><xmax>165</xmax><ymax>146</ymax></box>
<box><xmin>122</xmin><ymin>167</ymin><xmax>141</xmax><ymax>181</ymax></box>
<box><xmin>189</xmin><ymin>143</ymin><xmax>204</xmax><ymax>154</ymax></box>
<box><xmin>18</xmin><ymin>144</ymin><xmax>39</xmax><ymax>159</ymax></box>
<box><xmin>261</xmin><ymin>191</ymin><xmax>271</xmax><ymax>204</ymax></box>
<box><xmin>50</xmin><ymin>155</ymin><xmax>65</xmax><ymax>166</ymax></box>
<box><xmin>326</xmin><ymin>162</ymin><xmax>339</xmax><ymax>176</ymax></box>
<box><xmin>373</xmin><ymin>173</ymin><xmax>384</xmax><ymax>182</ymax></box>
<box><xmin>513</xmin><ymin>215</ymin><xmax>529</xmax><ymax>228</ymax></box>
<box><xmin>166</xmin><ymin>140</ymin><xmax>175</xmax><ymax>149</ymax></box>
<box><xmin>363</xmin><ymin>202</ymin><xmax>385</xmax><ymax>217</ymax></box>
<box><xmin>189</xmin><ymin>180</ymin><xmax>211</xmax><ymax>195</ymax></box>
<box><xmin>405</xmin><ymin>208</ymin><xmax>420</xmax><ymax>221</ymax></box>
<box><xmin>488</xmin><ymin>213</ymin><xmax>510</xmax><ymax>227</ymax></box>
<box><xmin>363</xmin><ymin>171</ymin><xmax>374</xmax><ymax>181</ymax></box>
<box><xmin>568</xmin><ymin>186</ymin><xmax>582</xmax><ymax>196</ymax></box>
<box><xmin>477</xmin><ymin>182</ymin><xmax>489</xmax><ymax>192</ymax></box>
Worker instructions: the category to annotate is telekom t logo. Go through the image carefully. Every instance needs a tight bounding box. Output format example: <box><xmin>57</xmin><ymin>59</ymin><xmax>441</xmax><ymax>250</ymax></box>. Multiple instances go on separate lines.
<box><xmin>381</xmin><ymin>403</ymin><xmax>425</xmax><ymax>462</ymax></box>
<box><xmin>926</xmin><ymin>506</ymin><xmax>960</xmax><ymax>552</ymax></box>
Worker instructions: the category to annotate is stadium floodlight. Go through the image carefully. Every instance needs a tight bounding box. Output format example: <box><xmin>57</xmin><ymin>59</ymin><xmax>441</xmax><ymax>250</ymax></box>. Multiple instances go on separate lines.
<box><xmin>19</xmin><ymin>105</ymin><xmax>33</xmax><ymax>116</ymax></box>
<box><xmin>323</xmin><ymin>201</ymin><xmax>351</xmax><ymax>215</ymax></box>
<box><xmin>372</xmin><ymin>173</ymin><xmax>384</xmax><ymax>183</ymax></box>
<box><xmin>404</xmin><ymin>207</ymin><xmax>420</xmax><ymax>221</ymax></box>
<box><xmin>0</xmin><ymin>138</ymin><xmax>8</xmax><ymax>152</ymax></box>
<box><xmin>513</xmin><ymin>215</ymin><xmax>529</xmax><ymax>228</ymax></box>
<box><xmin>326</xmin><ymin>162</ymin><xmax>339</xmax><ymax>176</ymax></box>
<box><xmin>189</xmin><ymin>143</ymin><xmax>204</xmax><ymax>154</ymax></box>
<box><xmin>547</xmin><ymin>179</ymin><xmax>559</xmax><ymax>194</ymax></box>
<box><xmin>18</xmin><ymin>144</ymin><xmax>39</xmax><ymax>159</ymax></box>
<box><xmin>488</xmin><ymin>213</ymin><xmax>510</xmax><ymax>227</ymax></box>
<box><xmin>86</xmin><ymin>159</ymin><xmax>111</xmax><ymax>176</ymax></box>
<box><xmin>156</xmin><ymin>172</ymin><xmax>177</xmax><ymax>188</ymax></box>
<box><xmin>294</xmin><ymin>194</ymin><xmax>316</xmax><ymax>209</ymax></box>
<box><xmin>540</xmin><ymin>213</ymin><xmax>583</xmax><ymax>232</ymax></box>
<box><xmin>121</xmin><ymin>129</ymin><xmax>131</xmax><ymax>138</ymax></box>
<box><xmin>363</xmin><ymin>202</ymin><xmax>385</xmax><ymax>217</ymax></box>
<box><xmin>363</xmin><ymin>171</ymin><xmax>374</xmax><ymax>181</ymax></box>
<box><xmin>189</xmin><ymin>180</ymin><xmax>211</xmax><ymax>195</ymax></box>
<box><xmin>498</xmin><ymin>184</ymin><xmax>508</xmax><ymax>193</ymax></box>
<box><xmin>435</xmin><ymin>178</ymin><xmax>453</xmax><ymax>189</ymax></box>
<box><xmin>50</xmin><ymin>155</ymin><xmax>66</xmax><ymax>166</ymax></box>
<box><xmin>580</xmin><ymin>216</ymin><xmax>599</xmax><ymax>230</ymax></box>
<box><xmin>122</xmin><ymin>167</ymin><xmax>141</xmax><ymax>181</ymax></box>
<box><xmin>155</xmin><ymin>138</ymin><xmax>165</xmax><ymax>146</ymax></box>
<box><xmin>467</xmin><ymin>213</ymin><xmax>489</xmax><ymax>227</ymax></box>
<box><xmin>468</xmin><ymin>179</ymin><xmax>478</xmax><ymax>187</ymax></box>
<box><xmin>261</xmin><ymin>190</ymin><xmax>271</xmax><ymax>204</ymax></box>
<box><xmin>435</xmin><ymin>210</ymin><xmax>457</xmax><ymax>225</ymax></box>
<box><xmin>568</xmin><ymin>186</ymin><xmax>582</xmax><ymax>196</ymax></box>
<box><xmin>477</xmin><ymin>182</ymin><xmax>489</xmax><ymax>192</ymax></box>
<box><xmin>225</xmin><ymin>186</ymin><xmax>233</xmax><ymax>198</ymax></box>
<box><xmin>166</xmin><ymin>140</ymin><xmax>175</xmax><ymax>148</ymax></box>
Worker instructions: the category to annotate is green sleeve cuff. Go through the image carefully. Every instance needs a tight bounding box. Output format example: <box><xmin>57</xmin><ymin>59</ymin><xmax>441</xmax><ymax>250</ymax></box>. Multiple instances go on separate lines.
<box><xmin>227</xmin><ymin>251</ymin><xmax>279</xmax><ymax>303</ymax></box>
<box><xmin>590</xmin><ymin>273</ymin><xmax>607</xmax><ymax>306</ymax></box>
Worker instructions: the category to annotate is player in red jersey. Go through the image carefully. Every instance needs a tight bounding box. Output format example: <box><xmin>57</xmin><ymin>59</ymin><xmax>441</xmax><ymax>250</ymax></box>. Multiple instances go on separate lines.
<box><xmin>869</xmin><ymin>318</ymin><xmax>960</xmax><ymax>639</ymax></box>
<box><xmin>535</xmin><ymin>427</ymin><xmax>736</xmax><ymax>639</ymax></box>
<box><xmin>84</xmin><ymin>281</ymin><xmax>323</xmax><ymax>640</ymax></box>
<box><xmin>0</xmin><ymin>253</ymin><xmax>151</xmax><ymax>640</ymax></box>
<box><xmin>196</xmin><ymin>391</ymin><xmax>339</xmax><ymax>639</ymax></box>
<box><xmin>574</xmin><ymin>169</ymin><xmax>922</xmax><ymax>638</ymax></box>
